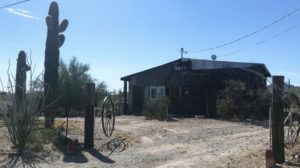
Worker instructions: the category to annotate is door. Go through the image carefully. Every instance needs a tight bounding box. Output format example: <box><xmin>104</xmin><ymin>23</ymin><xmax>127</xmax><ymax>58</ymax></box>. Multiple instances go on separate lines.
<box><xmin>132</xmin><ymin>86</ymin><xmax>145</xmax><ymax>115</ymax></box>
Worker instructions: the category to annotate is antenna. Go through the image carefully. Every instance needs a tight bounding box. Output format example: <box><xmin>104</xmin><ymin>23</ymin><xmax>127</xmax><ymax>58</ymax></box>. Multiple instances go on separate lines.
<box><xmin>180</xmin><ymin>48</ymin><xmax>187</xmax><ymax>59</ymax></box>
<box><xmin>211</xmin><ymin>54</ymin><xmax>217</xmax><ymax>61</ymax></box>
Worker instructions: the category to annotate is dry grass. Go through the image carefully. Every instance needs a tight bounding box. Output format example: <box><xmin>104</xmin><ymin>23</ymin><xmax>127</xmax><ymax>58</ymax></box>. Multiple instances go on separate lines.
<box><xmin>0</xmin><ymin>129</ymin><xmax>6</xmax><ymax>140</ymax></box>
<box><xmin>114</xmin><ymin>129</ymin><xmax>141</xmax><ymax>146</ymax></box>
<box><xmin>285</xmin><ymin>141</ymin><xmax>300</xmax><ymax>167</ymax></box>
<box><xmin>54</xmin><ymin>119</ymin><xmax>83</xmax><ymax>133</ymax></box>
<box><xmin>0</xmin><ymin>124</ymin><xmax>9</xmax><ymax>164</ymax></box>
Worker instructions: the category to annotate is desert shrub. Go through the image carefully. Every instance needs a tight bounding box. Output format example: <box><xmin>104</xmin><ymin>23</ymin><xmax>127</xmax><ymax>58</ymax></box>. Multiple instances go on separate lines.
<box><xmin>28</xmin><ymin>128</ymin><xmax>59</xmax><ymax>152</ymax></box>
<box><xmin>143</xmin><ymin>101</ymin><xmax>156</xmax><ymax>120</ymax></box>
<box><xmin>217</xmin><ymin>80</ymin><xmax>247</xmax><ymax>120</ymax></box>
<box><xmin>1</xmin><ymin>83</ymin><xmax>44</xmax><ymax>152</ymax></box>
<box><xmin>217</xmin><ymin>80</ymin><xmax>271</xmax><ymax>120</ymax></box>
<box><xmin>0</xmin><ymin>61</ymin><xmax>54</xmax><ymax>167</ymax></box>
<box><xmin>289</xmin><ymin>92</ymin><xmax>300</xmax><ymax>108</ymax></box>
<box><xmin>248</xmin><ymin>88</ymin><xmax>271</xmax><ymax>120</ymax></box>
<box><xmin>144</xmin><ymin>96</ymin><xmax>170</xmax><ymax>121</ymax></box>
<box><xmin>216</xmin><ymin>97</ymin><xmax>235</xmax><ymax>120</ymax></box>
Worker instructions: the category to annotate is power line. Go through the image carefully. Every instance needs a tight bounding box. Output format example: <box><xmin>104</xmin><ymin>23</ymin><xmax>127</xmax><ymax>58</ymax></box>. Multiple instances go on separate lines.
<box><xmin>189</xmin><ymin>7</ymin><xmax>300</xmax><ymax>53</ymax></box>
<box><xmin>200</xmin><ymin>25</ymin><xmax>298</xmax><ymax>60</ymax></box>
<box><xmin>217</xmin><ymin>25</ymin><xmax>298</xmax><ymax>58</ymax></box>
<box><xmin>0</xmin><ymin>0</ymin><xmax>30</xmax><ymax>9</ymax></box>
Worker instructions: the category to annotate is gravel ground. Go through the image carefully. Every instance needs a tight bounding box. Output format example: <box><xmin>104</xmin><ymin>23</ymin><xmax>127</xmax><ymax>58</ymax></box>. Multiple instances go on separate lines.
<box><xmin>47</xmin><ymin>116</ymin><xmax>270</xmax><ymax>168</ymax></box>
<box><xmin>1</xmin><ymin>116</ymin><xmax>299</xmax><ymax>168</ymax></box>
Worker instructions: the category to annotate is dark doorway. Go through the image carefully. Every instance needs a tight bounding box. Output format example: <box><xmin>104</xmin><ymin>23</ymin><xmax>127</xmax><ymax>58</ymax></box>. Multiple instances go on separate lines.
<box><xmin>132</xmin><ymin>86</ymin><xmax>144</xmax><ymax>115</ymax></box>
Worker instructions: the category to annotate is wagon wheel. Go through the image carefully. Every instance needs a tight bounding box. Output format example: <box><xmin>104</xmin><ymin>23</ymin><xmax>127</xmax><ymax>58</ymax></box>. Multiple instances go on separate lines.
<box><xmin>284</xmin><ymin>124</ymin><xmax>295</xmax><ymax>149</ymax></box>
<box><xmin>107</xmin><ymin>137</ymin><xmax>127</xmax><ymax>152</ymax></box>
<box><xmin>102</xmin><ymin>96</ymin><xmax>115</xmax><ymax>137</ymax></box>
<box><xmin>284</xmin><ymin>119</ymin><xmax>300</xmax><ymax>149</ymax></box>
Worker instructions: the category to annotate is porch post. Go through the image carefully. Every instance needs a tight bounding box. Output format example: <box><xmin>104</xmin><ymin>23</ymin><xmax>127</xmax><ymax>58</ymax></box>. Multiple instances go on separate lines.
<box><xmin>123</xmin><ymin>80</ymin><xmax>128</xmax><ymax>115</ymax></box>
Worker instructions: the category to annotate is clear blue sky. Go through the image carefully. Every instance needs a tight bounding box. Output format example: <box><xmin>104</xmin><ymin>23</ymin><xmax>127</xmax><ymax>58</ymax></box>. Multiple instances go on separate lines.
<box><xmin>0</xmin><ymin>0</ymin><xmax>299</xmax><ymax>90</ymax></box>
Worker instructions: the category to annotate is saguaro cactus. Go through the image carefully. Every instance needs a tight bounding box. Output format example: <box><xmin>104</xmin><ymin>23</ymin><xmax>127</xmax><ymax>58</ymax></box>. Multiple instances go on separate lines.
<box><xmin>44</xmin><ymin>1</ymin><xmax>68</xmax><ymax>128</ymax></box>
<box><xmin>15</xmin><ymin>51</ymin><xmax>30</xmax><ymax>110</ymax></box>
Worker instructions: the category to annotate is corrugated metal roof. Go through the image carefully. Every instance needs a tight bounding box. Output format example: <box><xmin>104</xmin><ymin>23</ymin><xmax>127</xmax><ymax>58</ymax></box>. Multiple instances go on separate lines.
<box><xmin>189</xmin><ymin>58</ymin><xmax>263</xmax><ymax>69</ymax></box>
<box><xmin>121</xmin><ymin>58</ymin><xmax>271</xmax><ymax>80</ymax></box>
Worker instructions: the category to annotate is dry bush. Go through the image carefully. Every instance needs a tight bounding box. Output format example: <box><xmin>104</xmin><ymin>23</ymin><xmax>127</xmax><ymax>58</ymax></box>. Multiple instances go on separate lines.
<box><xmin>143</xmin><ymin>96</ymin><xmax>170</xmax><ymax>121</ymax></box>
<box><xmin>217</xmin><ymin>80</ymin><xmax>271</xmax><ymax>120</ymax></box>
<box><xmin>0</xmin><ymin>67</ymin><xmax>55</xmax><ymax>167</ymax></box>
<box><xmin>28</xmin><ymin>128</ymin><xmax>59</xmax><ymax>152</ymax></box>
<box><xmin>114</xmin><ymin>129</ymin><xmax>140</xmax><ymax>146</ymax></box>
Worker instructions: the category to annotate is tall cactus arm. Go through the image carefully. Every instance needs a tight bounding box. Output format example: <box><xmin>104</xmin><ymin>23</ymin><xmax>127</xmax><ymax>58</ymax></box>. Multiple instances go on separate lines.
<box><xmin>59</xmin><ymin>19</ymin><xmax>68</xmax><ymax>33</ymax></box>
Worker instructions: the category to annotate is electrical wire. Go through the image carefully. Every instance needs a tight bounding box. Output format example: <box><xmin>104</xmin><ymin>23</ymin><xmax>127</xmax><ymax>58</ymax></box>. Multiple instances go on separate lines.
<box><xmin>189</xmin><ymin>7</ymin><xmax>300</xmax><ymax>53</ymax></box>
<box><xmin>0</xmin><ymin>0</ymin><xmax>30</xmax><ymax>9</ymax></box>
<box><xmin>217</xmin><ymin>25</ymin><xmax>298</xmax><ymax>58</ymax></box>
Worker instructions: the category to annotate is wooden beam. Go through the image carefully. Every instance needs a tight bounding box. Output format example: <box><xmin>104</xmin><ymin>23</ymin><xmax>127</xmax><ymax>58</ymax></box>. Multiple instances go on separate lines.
<box><xmin>123</xmin><ymin>80</ymin><xmax>128</xmax><ymax>115</ymax></box>
<box><xmin>84</xmin><ymin>83</ymin><xmax>95</xmax><ymax>149</ymax></box>
<box><xmin>272</xmin><ymin>76</ymin><xmax>285</xmax><ymax>163</ymax></box>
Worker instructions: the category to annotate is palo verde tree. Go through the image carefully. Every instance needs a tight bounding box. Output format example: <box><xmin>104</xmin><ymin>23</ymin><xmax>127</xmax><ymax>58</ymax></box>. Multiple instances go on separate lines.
<box><xmin>95</xmin><ymin>81</ymin><xmax>109</xmax><ymax>104</ymax></box>
<box><xmin>58</xmin><ymin>57</ymin><xmax>93</xmax><ymax>116</ymax></box>
<box><xmin>58</xmin><ymin>57</ymin><xmax>110</xmax><ymax>116</ymax></box>
<box><xmin>44</xmin><ymin>1</ymin><xmax>69</xmax><ymax>128</ymax></box>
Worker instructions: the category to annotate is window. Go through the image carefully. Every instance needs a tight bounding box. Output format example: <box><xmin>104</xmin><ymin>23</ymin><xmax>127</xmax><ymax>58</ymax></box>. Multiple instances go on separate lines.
<box><xmin>150</xmin><ymin>86</ymin><xmax>165</xmax><ymax>99</ymax></box>
<box><xmin>150</xmin><ymin>87</ymin><xmax>157</xmax><ymax>98</ymax></box>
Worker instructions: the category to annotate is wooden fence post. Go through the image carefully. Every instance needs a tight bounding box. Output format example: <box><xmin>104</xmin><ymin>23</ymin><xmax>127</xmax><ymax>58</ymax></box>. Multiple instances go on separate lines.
<box><xmin>84</xmin><ymin>83</ymin><xmax>95</xmax><ymax>149</ymax></box>
<box><xmin>272</xmin><ymin>76</ymin><xmax>285</xmax><ymax>164</ymax></box>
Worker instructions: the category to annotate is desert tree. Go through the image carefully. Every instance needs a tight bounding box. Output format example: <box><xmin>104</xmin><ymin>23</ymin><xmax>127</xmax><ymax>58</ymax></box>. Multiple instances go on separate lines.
<box><xmin>58</xmin><ymin>57</ymin><xmax>93</xmax><ymax>116</ymax></box>
<box><xmin>95</xmin><ymin>81</ymin><xmax>109</xmax><ymax>105</ymax></box>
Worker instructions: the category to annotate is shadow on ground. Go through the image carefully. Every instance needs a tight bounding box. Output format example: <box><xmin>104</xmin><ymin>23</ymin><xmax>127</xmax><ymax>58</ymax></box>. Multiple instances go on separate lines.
<box><xmin>238</xmin><ymin>119</ymin><xmax>269</xmax><ymax>128</ymax></box>
<box><xmin>54</xmin><ymin>135</ymin><xmax>115</xmax><ymax>164</ymax></box>
<box><xmin>214</xmin><ymin>118</ymin><xmax>269</xmax><ymax>129</ymax></box>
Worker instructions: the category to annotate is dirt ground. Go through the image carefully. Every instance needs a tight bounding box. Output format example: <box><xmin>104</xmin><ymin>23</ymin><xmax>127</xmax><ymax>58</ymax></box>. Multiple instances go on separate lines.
<box><xmin>1</xmin><ymin>116</ymin><xmax>300</xmax><ymax>168</ymax></box>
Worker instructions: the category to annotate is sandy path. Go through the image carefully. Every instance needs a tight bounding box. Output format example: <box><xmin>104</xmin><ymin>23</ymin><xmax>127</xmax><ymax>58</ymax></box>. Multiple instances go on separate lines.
<box><xmin>35</xmin><ymin>116</ymin><xmax>269</xmax><ymax>168</ymax></box>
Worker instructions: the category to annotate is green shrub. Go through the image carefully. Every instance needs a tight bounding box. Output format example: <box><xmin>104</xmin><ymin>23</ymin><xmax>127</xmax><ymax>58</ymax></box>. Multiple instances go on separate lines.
<box><xmin>217</xmin><ymin>80</ymin><xmax>271</xmax><ymax>120</ymax></box>
<box><xmin>143</xmin><ymin>101</ymin><xmax>156</xmax><ymax>120</ymax></box>
<box><xmin>28</xmin><ymin>128</ymin><xmax>59</xmax><ymax>152</ymax></box>
<box><xmin>217</xmin><ymin>80</ymin><xmax>247</xmax><ymax>120</ymax></box>
<box><xmin>144</xmin><ymin>97</ymin><xmax>170</xmax><ymax>121</ymax></box>
<box><xmin>289</xmin><ymin>92</ymin><xmax>300</xmax><ymax>108</ymax></box>
<box><xmin>248</xmin><ymin>88</ymin><xmax>271</xmax><ymax>120</ymax></box>
<box><xmin>216</xmin><ymin>97</ymin><xmax>235</xmax><ymax>120</ymax></box>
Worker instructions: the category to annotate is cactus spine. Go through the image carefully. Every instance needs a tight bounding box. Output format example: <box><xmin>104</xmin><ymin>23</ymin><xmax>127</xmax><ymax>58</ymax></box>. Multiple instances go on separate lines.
<box><xmin>44</xmin><ymin>1</ymin><xmax>68</xmax><ymax>128</ymax></box>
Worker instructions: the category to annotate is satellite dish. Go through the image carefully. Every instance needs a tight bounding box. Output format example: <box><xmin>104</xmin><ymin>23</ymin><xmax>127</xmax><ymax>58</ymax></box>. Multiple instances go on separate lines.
<box><xmin>211</xmin><ymin>54</ymin><xmax>217</xmax><ymax>61</ymax></box>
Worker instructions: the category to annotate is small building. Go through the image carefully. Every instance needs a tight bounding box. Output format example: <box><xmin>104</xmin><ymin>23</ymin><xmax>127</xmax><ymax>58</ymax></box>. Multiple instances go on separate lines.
<box><xmin>121</xmin><ymin>58</ymin><xmax>271</xmax><ymax>117</ymax></box>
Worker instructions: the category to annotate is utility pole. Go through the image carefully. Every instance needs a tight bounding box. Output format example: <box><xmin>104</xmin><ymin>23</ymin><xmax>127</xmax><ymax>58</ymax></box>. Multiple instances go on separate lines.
<box><xmin>180</xmin><ymin>48</ymin><xmax>187</xmax><ymax>59</ymax></box>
